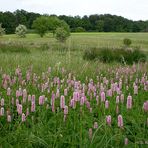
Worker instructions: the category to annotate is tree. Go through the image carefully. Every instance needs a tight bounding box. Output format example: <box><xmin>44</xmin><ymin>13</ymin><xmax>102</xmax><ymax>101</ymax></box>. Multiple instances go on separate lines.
<box><xmin>47</xmin><ymin>16</ymin><xmax>70</xmax><ymax>35</ymax></box>
<box><xmin>0</xmin><ymin>23</ymin><xmax>5</xmax><ymax>36</ymax></box>
<box><xmin>15</xmin><ymin>24</ymin><xmax>27</xmax><ymax>37</ymax></box>
<box><xmin>55</xmin><ymin>27</ymin><xmax>70</xmax><ymax>42</ymax></box>
<box><xmin>96</xmin><ymin>20</ymin><xmax>104</xmax><ymax>32</ymax></box>
<box><xmin>32</xmin><ymin>16</ymin><xmax>49</xmax><ymax>37</ymax></box>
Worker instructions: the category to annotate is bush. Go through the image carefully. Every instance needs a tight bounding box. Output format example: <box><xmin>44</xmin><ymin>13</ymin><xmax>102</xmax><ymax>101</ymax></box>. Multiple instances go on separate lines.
<box><xmin>123</xmin><ymin>38</ymin><xmax>132</xmax><ymax>46</ymax></box>
<box><xmin>55</xmin><ymin>27</ymin><xmax>70</xmax><ymax>42</ymax></box>
<box><xmin>75</xmin><ymin>27</ymin><xmax>86</xmax><ymax>32</ymax></box>
<box><xmin>15</xmin><ymin>24</ymin><xmax>27</xmax><ymax>38</ymax></box>
<box><xmin>83</xmin><ymin>47</ymin><xmax>146</xmax><ymax>64</ymax></box>
<box><xmin>0</xmin><ymin>23</ymin><xmax>5</xmax><ymax>36</ymax></box>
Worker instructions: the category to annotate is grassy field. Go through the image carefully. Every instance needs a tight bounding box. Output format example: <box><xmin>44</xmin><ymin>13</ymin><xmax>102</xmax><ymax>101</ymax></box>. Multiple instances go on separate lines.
<box><xmin>0</xmin><ymin>33</ymin><xmax>148</xmax><ymax>147</ymax></box>
<box><xmin>1</xmin><ymin>32</ymin><xmax>148</xmax><ymax>51</ymax></box>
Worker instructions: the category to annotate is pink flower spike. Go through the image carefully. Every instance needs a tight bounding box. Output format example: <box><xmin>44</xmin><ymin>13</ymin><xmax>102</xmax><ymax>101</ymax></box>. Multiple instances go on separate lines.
<box><xmin>106</xmin><ymin>115</ymin><xmax>111</xmax><ymax>126</ymax></box>
<box><xmin>60</xmin><ymin>95</ymin><xmax>65</xmax><ymax>109</ymax></box>
<box><xmin>22</xmin><ymin>113</ymin><xmax>26</xmax><ymax>122</ymax></box>
<box><xmin>120</xmin><ymin>94</ymin><xmax>124</xmax><ymax>104</ymax></box>
<box><xmin>127</xmin><ymin>95</ymin><xmax>132</xmax><ymax>109</ymax></box>
<box><xmin>116</xmin><ymin>96</ymin><xmax>120</xmax><ymax>104</ymax></box>
<box><xmin>101</xmin><ymin>91</ymin><xmax>106</xmax><ymax>102</ymax></box>
<box><xmin>105</xmin><ymin>100</ymin><xmax>109</xmax><ymax>109</ymax></box>
<box><xmin>31</xmin><ymin>102</ymin><xmax>35</xmax><ymax>112</ymax></box>
<box><xmin>18</xmin><ymin>104</ymin><xmax>22</xmax><ymax>115</ymax></box>
<box><xmin>89</xmin><ymin>128</ymin><xmax>92</xmax><ymax>140</ymax></box>
<box><xmin>134</xmin><ymin>85</ymin><xmax>138</xmax><ymax>95</ymax></box>
<box><xmin>7</xmin><ymin>115</ymin><xmax>11</xmax><ymax>122</ymax></box>
<box><xmin>0</xmin><ymin>107</ymin><xmax>4</xmax><ymax>116</ymax></box>
<box><xmin>64</xmin><ymin>106</ymin><xmax>68</xmax><ymax>115</ymax></box>
<box><xmin>1</xmin><ymin>98</ymin><xmax>4</xmax><ymax>106</ymax></box>
<box><xmin>118</xmin><ymin>115</ymin><xmax>123</xmax><ymax>128</ymax></box>
<box><xmin>7</xmin><ymin>87</ymin><xmax>11</xmax><ymax>96</ymax></box>
<box><xmin>143</xmin><ymin>101</ymin><xmax>148</xmax><ymax>112</ymax></box>
<box><xmin>124</xmin><ymin>138</ymin><xmax>128</xmax><ymax>145</ymax></box>
<box><xmin>94</xmin><ymin>122</ymin><xmax>98</xmax><ymax>129</ymax></box>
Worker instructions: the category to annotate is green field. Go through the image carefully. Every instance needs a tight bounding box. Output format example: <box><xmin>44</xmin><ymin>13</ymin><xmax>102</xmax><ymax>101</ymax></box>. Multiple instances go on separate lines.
<box><xmin>1</xmin><ymin>33</ymin><xmax>148</xmax><ymax>51</ymax></box>
<box><xmin>0</xmin><ymin>32</ymin><xmax>148</xmax><ymax>72</ymax></box>
<box><xmin>0</xmin><ymin>33</ymin><xmax>148</xmax><ymax>147</ymax></box>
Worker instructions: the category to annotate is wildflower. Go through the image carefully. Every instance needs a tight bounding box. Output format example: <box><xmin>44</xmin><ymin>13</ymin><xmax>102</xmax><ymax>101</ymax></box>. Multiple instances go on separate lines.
<box><xmin>7</xmin><ymin>115</ymin><xmax>11</xmax><ymax>122</ymax></box>
<box><xmin>118</xmin><ymin>115</ymin><xmax>123</xmax><ymax>128</ymax></box>
<box><xmin>31</xmin><ymin>101</ymin><xmax>35</xmax><ymax>112</ymax></box>
<box><xmin>143</xmin><ymin>101</ymin><xmax>148</xmax><ymax>111</ymax></box>
<box><xmin>1</xmin><ymin>98</ymin><xmax>4</xmax><ymax>106</ymax></box>
<box><xmin>127</xmin><ymin>95</ymin><xmax>132</xmax><ymax>109</ymax></box>
<box><xmin>80</xmin><ymin>96</ymin><xmax>85</xmax><ymax>105</ymax></box>
<box><xmin>70</xmin><ymin>99</ymin><xmax>76</xmax><ymax>109</ymax></box>
<box><xmin>28</xmin><ymin>95</ymin><xmax>31</xmax><ymax>101</ymax></box>
<box><xmin>89</xmin><ymin>128</ymin><xmax>92</xmax><ymax>140</ymax></box>
<box><xmin>26</xmin><ymin>108</ymin><xmax>29</xmax><ymax>116</ymax></box>
<box><xmin>22</xmin><ymin>113</ymin><xmax>26</xmax><ymax>122</ymax></box>
<box><xmin>39</xmin><ymin>96</ymin><xmax>44</xmax><ymax>105</ymax></box>
<box><xmin>134</xmin><ymin>85</ymin><xmax>138</xmax><ymax>95</ymax></box>
<box><xmin>64</xmin><ymin>106</ymin><xmax>68</xmax><ymax>115</ymax></box>
<box><xmin>116</xmin><ymin>105</ymin><xmax>119</xmax><ymax>114</ymax></box>
<box><xmin>105</xmin><ymin>100</ymin><xmax>109</xmax><ymax>109</ymax></box>
<box><xmin>94</xmin><ymin>122</ymin><xmax>98</xmax><ymax>129</ymax></box>
<box><xmin>124</xmin><ymin>138</ymin><xmax>128</xmax><ymax>145</ymax></box>
<box><xmin>120</xmin><ymin>94</ymin><xmax>124</xmax><ymax>104</ymax></box>
<box><xmin>116</xmin><ymin>96</ymin><xmax>120</xmax><ymax>104</ymax></box>
<box><xmin>0</xmin><ymin>107</ymin><xmax>4</xmax><ymax>116</ymax></box>
<box><xmin>32</xmin><ymin>95</ymin><xmax>35</xmax><ymax>103</ymax></box>
<box><xmin>106</xmin><ymin>115</ymin><xmax>111</xmax><ymax>126</ymax></box>
<box><xmin>60</xmin><ymin>95</ymin><xmax>65</xmax><ymax>109</ymax></box>
<box><xmin>64</xmin><ymin>88</ymin><xmax>68</xmax><ymax>96</ymax></box>
<box><xmin>18</xmin><ymin>104</ymin><xmax>22</xmax><ymax>115</ymax></box>
<box><xmin>101</xmin><ymin>91</ymin><xmax>105</xmax><ymax>102</ymax></box>
<box><xmin>7</xmin><ymin>87</ymin><xmax>11</xmax><ymax>96</ymax></box>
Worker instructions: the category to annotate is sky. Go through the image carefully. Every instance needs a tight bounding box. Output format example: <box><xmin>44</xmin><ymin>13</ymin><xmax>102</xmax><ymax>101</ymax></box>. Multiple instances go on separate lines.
<box><xmin>0</xmin><ymin>0</ymin><xmax>148</xmax><ymax>21</ymax></box>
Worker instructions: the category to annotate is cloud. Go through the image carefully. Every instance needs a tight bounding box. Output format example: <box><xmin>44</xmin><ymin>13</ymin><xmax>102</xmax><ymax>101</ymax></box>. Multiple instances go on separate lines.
<box><xmin>0</xmin><ymin>0</ymin><xmax>148</xmax><ymax>20</ymax></box>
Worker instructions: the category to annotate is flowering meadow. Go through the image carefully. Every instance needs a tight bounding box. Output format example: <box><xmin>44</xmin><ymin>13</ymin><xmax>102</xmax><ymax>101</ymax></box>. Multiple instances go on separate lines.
<box><xmin>0</xmin><ymin>61</ymin><xmax>148</xmax><ymax>147</ymax></box>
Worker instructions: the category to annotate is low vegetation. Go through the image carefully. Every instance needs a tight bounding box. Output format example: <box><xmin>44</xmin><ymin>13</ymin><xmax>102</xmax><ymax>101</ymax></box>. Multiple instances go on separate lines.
<box><xmin>83</xmin><ymin>47</ymin><xmax>147</xmax><ymax>64</ymax></box>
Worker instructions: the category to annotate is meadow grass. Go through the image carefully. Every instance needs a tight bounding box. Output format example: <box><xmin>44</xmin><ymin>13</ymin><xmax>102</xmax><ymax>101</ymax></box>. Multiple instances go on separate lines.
<box><xmin>0</xmin><ymin>33</ymin><xmax>148</xmax><ymax>51</ymax></box>
<box><xmin>0</xmin><ymin>33</ymin><xmax>148</xmax><ymax>148</ymax></box>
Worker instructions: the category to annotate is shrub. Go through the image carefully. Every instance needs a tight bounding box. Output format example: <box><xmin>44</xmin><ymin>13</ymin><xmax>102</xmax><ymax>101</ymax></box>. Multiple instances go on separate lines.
<box><xmin>55</xmin><ymin>27</ymin><xmax>70</xmax><ymax>42</ymax></box>
<box><xmin>83</xmin><ymin>47</ymin><xmax>146</xmax><ymax>64</ymax></box>
<box><xmin>123</xmin><ymin>38</ymin><xmax>132</xmax><ymax>46</ymax></box>
<box><xmin>75</xmin><ymin>27</ymin><xmax>86</xmax><ymax>32</ymax></box>
<box><xmin>0</xmin><ymin>23</ymin><xmax>5</xmax><ymax>36</ymax></box>
<box><xmin>15</xmin><ymin>24</ymin><xmax>27</xmax><ymax>38</ymax></box>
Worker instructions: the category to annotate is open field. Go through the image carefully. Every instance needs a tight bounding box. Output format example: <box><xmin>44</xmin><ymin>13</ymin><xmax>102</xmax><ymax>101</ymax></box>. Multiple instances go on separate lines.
<box><xmin>0</xmin><ymin>33</ymin><xmax>148</xmax><ymax>147</ymax></box>
<box><xmin>1</xmin><ymin>33</ymin><xmax>148</xmax><ymax>51</ymax></box>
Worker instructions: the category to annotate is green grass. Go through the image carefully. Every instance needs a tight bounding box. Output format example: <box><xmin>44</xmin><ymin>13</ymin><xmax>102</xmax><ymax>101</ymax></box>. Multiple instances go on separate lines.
<box><xmin>1</xmin><ymin>32</ymin><xmax>148</xmax><ymax>51</ymax></box>
<box><xmin>0</xmin><ymin>33</ymin><xmax>148</xmax><ymax>148</ymax></box>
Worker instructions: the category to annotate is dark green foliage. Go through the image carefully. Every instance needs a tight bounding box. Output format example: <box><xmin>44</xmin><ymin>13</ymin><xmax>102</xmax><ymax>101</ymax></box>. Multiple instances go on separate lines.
<box><xmin>83</xmin><ymin>47</ymin><xmax>147</xmax><ymax>64</ymax></box>
<box><xmin>0</xmin><ymin>23</ymin><xmax>5</xmax><ymax>36</ymax></box>
<box><xmin>123</xmin><ymin>38</ymin><xmax>132</xmax><ymax>46</ymax></box>
<box><xmin>32</xmin><ymin>16</ymin><xmax>49</xmax><ymax>37</ymax></box>
<box><xmin>0</xmin><ymin>10</ymin><xmax>148</xmax><ymax>34</ymax></box>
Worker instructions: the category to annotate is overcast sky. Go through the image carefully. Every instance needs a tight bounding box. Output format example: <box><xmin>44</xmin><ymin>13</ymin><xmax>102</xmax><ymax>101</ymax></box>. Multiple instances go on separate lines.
<box><xmin>0</xmin><ymin>0</ymin><xmax>148</xmax><ymax>20</ymax></box>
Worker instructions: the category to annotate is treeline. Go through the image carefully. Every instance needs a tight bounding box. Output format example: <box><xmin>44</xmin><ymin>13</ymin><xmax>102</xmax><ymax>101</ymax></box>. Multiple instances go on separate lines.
<box><xmin>0</xmin><ymin>9</ymin><xmax>148</xmax><ymax>34</ymax></box>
